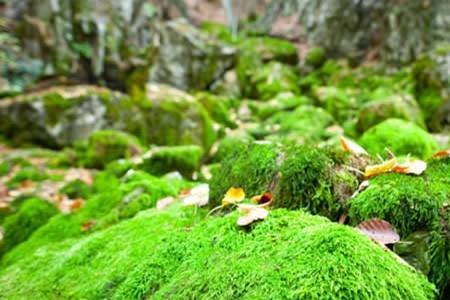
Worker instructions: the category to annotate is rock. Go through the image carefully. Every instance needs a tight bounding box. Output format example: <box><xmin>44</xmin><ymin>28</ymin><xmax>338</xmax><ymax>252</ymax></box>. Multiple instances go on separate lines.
<box><xmin>359</xmin><ymin>118</ymin><xmax>439</xmax><ymax>159</ymax></box>
<box><xmin>149</xmin><ymin>19</ymin><xmax>236</xmax><ymax>91</ymax></box>
<box><xmin>357</xmin><ymin>93</ymin><xmax>425</xmax><ymax>133</ymax></box>
<box><xmin>312</xmin><ymin>86</ymin><xmax>358</xmax><ymax>124</ymax></box>
<box><xmin>0</xmin><ymin>85</ymin><xmax>116</xmax><ymax>148</ymax></box>
<box><xmin>248</xmin><ymin>92</ymin><xmax>311</xmax><ymax>119</ymax></box>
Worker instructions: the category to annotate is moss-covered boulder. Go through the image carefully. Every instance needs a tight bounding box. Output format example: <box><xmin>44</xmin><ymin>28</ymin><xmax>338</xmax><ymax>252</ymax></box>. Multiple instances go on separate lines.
<box><xmin>359</xmin><ymin>119</ymin><xmax>439</xmax><ymax>159</ymax></box>
<box><xmin>248</xmin><ymin>92</ymin><xmax>312</xmax><ymax>119</ymax></box>
<box><xmin>82</xmin><ymin>130</ymin><xmax>144</xmax><ymax>169</ymax></box>
<box><xmin>304</xmin><ymin>47</ymin><xmax>327</xmax><ymax>68</ymax></box>
<box><xmin>357</xmin><ymin>93</ymin><xmax>425</xmax><ymax>133</ymax></box>
<box><xmin>312</xmin><ymin>86</ymin><xmax>358</xmax><ymax>124</ymax></box>
<box><xmin>265</xmin><ymin>105</ymin><xmax>336</xmax><ymax>144</ymax></box>
<box><xmin>210</xmin><ymin>143</ymin><xmax>357</xmax><ymax>219</ymax></box>
<box><xmin>139</xmin><ymin>145</ymin><xmax>204</xmax><ymax>178</ymax></box>
<box><xmin>239</xmin><ymin>37</ymin><xmax>299</xmax><ymax>65</ymax></box>
<box><xmin>195</xmin><ymin>92</ymin><xmax>237</xmax><ymax>128</ymax></box>
<box><xmin>0</xmin><ymin>198</ymin><xmax>58</xmax><ymax>256</ymax></box>
<box><xmin>0</xmin><ymin>208</ymin><xmax>435</xmax><ymax>299</ymax></box>
<box><xmin>249</xmin><ymin>62</ymin><xmax>300</xmax><ymax>101</ymax></box>
<box><xmin>0</xmin><ymin>86</ymin><xmax>120</xmax><ymax>148</ymax></box>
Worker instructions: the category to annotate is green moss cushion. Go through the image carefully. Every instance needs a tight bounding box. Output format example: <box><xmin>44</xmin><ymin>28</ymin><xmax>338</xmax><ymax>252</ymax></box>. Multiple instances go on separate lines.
<box><xmin>359</xmin><ymin>118</ymin><xmax>438</xmax><ymax>159</ymax></box>
<box><xmin>0</xmin><ymin>208</ymin><xmax>435</xmax><ymax>299</ymax></box>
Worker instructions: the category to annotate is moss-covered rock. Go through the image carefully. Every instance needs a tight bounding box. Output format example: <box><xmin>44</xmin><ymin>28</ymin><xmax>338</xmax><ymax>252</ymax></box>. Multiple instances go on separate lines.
<box><xmin>312</xmin><ymin>86</ymin><xmax>358</xmax><ymax>124</ymax></box>
<box><xmin>239</xmin><ymin>37</ymin><xmax>299</xmax><ymax>65</ymax></box>
<box><xmin>266</xmin><ymin>105</ymin><xmax>336</xmax><ymax>144</ymax></box>
<box><xmin>0</xmin><ymin>208</ymin><xmax>435</xmax><ymax>299</ymax></box>
<box><xmin>210</xmin><ymin>143</ymin><xmax>357</xmax><ymax>219</ymax></box>
<box><xmin>195</xmin><ymin>92</ymin><xmax>237</xmax><ymax>128</ymax></box>
<box><xmin>305</xmin><ymin>47</ymin><xmax>327</xmax><ymax>68</ymax></box>
<box><xmin>82</xmin><ymin>130</ymin><xmax>144</xmax><ymax>169</ymax></box>
<box><xmin>139</xmin><ymin>145</ymin><xmax>204</xmax><ymax>178</ymax></box>
<box><xmin>248</xmin><ymin>92</ymin><xmax>312</xmax><ymax>119</ymax></box>
<box><xmin>211</xmin><ymin>134</ymin><xmax>255</xmax><ymax>163</ymax></box>
<box><xmin>249</xmin><ymin>62</ymin><xmax>300</xmax><ymax>101</ymax></box>
<box><xmin>356</xmin><ymin>93</ymin><xmax>425</xmax><ymax>133</ymax></box>
<box><xmin>7</xmin><ymin>166</ymin><xmax>47</xmax><ymax>189</ymax></box>
<box><xmin>0</xmin><ymin>198</ymin><xmax>58</xmax><ymax>256</ymax></box>
<box><xmin>359</xmin><ymin>119</ymin><xmax>439</xmax><ymax>159</ymax></box>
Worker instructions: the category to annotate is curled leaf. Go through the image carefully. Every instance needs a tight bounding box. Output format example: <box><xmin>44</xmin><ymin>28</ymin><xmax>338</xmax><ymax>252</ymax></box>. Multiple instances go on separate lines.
<box><xmin>222</xmin><ymin>187</ymin><xmax>245</xmax><ymax>206</ymax></box>
<box><xmin>250</xmin><ymin>192</ymin><xmax>273</xmax><ymax>206</ymax></box>
<box><xmin>364</xmin><ymin>158</ymin><xmax>398</xmax><ymax>178</ymax></box>
<box><xmin>393</xmin><ymin>159</ymin><xmax>427</xmax><ymax>175</ymax></box>
<box><xmin>433</xmin><ymin>149</ymin><xmax>450</xmax><ymax>158</ymax></box>
<box><xmin>237</xmin><ymin>204</ymin><xmax>269</xmax><ymax>227</ymax></box>
<box><xmin>340</xmin><ymin>136</ymin><xmax>368</xmax><ymax>155</ymax></box>
<box><xmin>357</xmin><ymin>218</ymin><xmax>400</xmax><ymax>245</ymax></box>
<box><xmin>181</xmin><ymin>184</ymin><xmax>209</xmax><ymax>207</ymax></box>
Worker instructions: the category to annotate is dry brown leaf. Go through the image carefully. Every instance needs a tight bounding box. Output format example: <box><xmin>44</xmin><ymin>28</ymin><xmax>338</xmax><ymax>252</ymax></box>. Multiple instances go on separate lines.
<box><xmin>156</xmin><ymin>196</ymin><xmax>176</xmax><ymax>210</ymax></box>
<box><xmin>222</xmin><ymin>187</ymin><xmax>245</xmax><ymax>206</ymax></box>
<box><xmin>64</xmin><ymin>168</ymin><xmax>93</xmax><ymax>185</ymax></box>
<box><xmin>236</xmin><ymin>204</ymin><xmax>269</xmax><ymax>227</ymax></box>
<box><xmin>58</xmin><ymin>197</ymin><xmax>84</xmax><ymax>213</ymax></box>
<box><xmin>340</xmin><ymin>136</ymin><xmax>368</xmax><ymax>155</ymax></box>
<box><xmin>181</xmin><ymin>184</ymin><xmax>209</xmax><ymax>207</ymax></box>
<box><xmin>250</xmin><ymin>192</ymin><xmax>273</xmax><ymax>206</ymax></box>
<box><xmin>357</xmin><ymin>218</ymin><xmax>400</xmax><ymax>245</ymax></box>
<box><xmin>19</xmin><ymin>180</ymin><xmax>36</xmax><ymax>189</ymax></box>
<box><xmin>80</xmin><ymin>220</ymin><xmax>96</xmax><ymax>232</ymax></box>
<box><xmin>433</xmin><ymin>149</ymin><xmax>450</xmax><ymax>158</ymax></box>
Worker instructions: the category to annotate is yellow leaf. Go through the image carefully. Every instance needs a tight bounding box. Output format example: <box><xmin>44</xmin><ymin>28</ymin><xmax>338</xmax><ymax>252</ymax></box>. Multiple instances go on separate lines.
<box><xmin>364</xmin><ymin>158</ymin><xmax>398</xmax><ymax>178</ymax></box>
<box><xmin>222</xmin><ymin>187</ymin><xmax>245</xmax><ymax>206</ymax></box>
<box><xmin>340</xmin><ymin>136</ymin><xmax>368</xmax><ymax>155</ymax></box>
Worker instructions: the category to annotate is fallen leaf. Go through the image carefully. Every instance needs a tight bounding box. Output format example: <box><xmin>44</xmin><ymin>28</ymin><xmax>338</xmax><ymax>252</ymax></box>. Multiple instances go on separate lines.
<box><xmin>357</xmin><ymin>218</ymin><xmax>400</xmax><ymax>245</ymax></box>
<box><xmin>181</xmin><ymin>184</ymin><xmax>209</xmax><ymax>207</ymax></box>
<box><xmin>19</xmin><ymin>180</ymin><xmax>35</xmax><ymax>189</ymax></box>
<box><xmin>156</xmin><ymin>196</ymin><xmax>175</xmax><ymax>210</ymax></box>
<box><xmin>69</xmin><ymin>198</ymin><xmax>85</xmax><ymax>211</ymax></box>
<box><xmin>251</xmin><ymin>192</ymin><xmax>273</xmax><ymax>206</ymax></box>
<box><xmin>64</xmin><ymin>168</ymin><xmax>93</xmax><ymax>185</ymax></box>
<box><xmin>58</xmin><ymin>197</ymin><xmax>84</xmax><ymax>213</ymax></box>
<box><xmin>364</xmin><ymin>158</ymin><xmax>398</xmax><ymax>178</ymax></box>
<box><xmin>222</xmin><ymin>187</ymin><xmax>245</xmax><ymax>206</ymax></box>
<box><xmin>80</xmin><ymin>220</ymin><xmax>96</xmax><ymax>232</ymax></box>
<box><xmin>340</xmin><ymin>136</ymin><xmax>368</xmax><ymax>155</ymax></box>
<box><xmin>237</xmin><ymin>204</ymin><xmax>269</xmax><ymax>226</ymax></box>
<box><xmin>351</xmin><ymin>180</ymin><xmax>370</xmax><ymax>198</ymax></box>
<box><xmin>393</xmin><ymin>159</ymin><xmax>427</xmax><ymax>175</ymax></box>
<box><xmin>433</xmin><ymin>149</ymin><xmax>450</xmax><ymax>158</ymax></box>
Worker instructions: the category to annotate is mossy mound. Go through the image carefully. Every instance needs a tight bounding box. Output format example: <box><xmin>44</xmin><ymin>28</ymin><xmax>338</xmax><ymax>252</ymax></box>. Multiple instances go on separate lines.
<box><xmin>239</xmin><ymin>37</ymin><xmax>299</xmax><ymax>65</ymax></box>
<box><xmin>81</xmin><ymin>130</ymin><xmax>144</xmax><ymax>169</ymax></box>
<box><xmin>6</xmin><ymin>165</ymin><xmax>48</xmax><ymax>188</ymax></box>
<box><xmin>356</xmin><ymin>93</ymin><xmax>425</xmax><ymax>133</ymax></box>
<box><xmin>195</xmin><ymin>92</ymin><xmax>237</xmax><ymax>129</ymax></box>
<box><xmin>0</xmin><ymin>198</ymin><xmax>58</xmax><ymax>256</ymax></box>
<box><xmin>248</xmin><ymin>92</ymin><xmax>312</xmax><ymax>119</ymax></box>
<box><xmin>0</xmin><ymin>208</ymin><xmax>435</xmax><ymax>299</ymax></box>
<box><xmin>139</xmin><ymin>145</ymin><xmax>204</xmax><ymax>178</ymax></box>
<box><xmin>305</xmin><ymin>47</ymin><xmax>327</xmax><ymax>68</ymax></box>
<box><xmin>210</xmin><ymin>143</ymin><xmax>357</xmax><ymax>219</ymax></box>
<box><xmin>311</xmin><ymin>86</ymin><xmax>357</xmax><ymax>124</ymax></box>
<box><xmin>359</xmin><ymin>119</ymin><xmax>438</xmax><ymax>159</ymax></box>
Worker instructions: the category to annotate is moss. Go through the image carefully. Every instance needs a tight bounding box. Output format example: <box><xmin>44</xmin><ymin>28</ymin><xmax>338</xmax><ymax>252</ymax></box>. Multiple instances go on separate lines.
<box><xmin>0</xmin><ymin>198</ymin><xmax>58</xmax><ymax>256</ymax></box>
<box><xmin>356</xmin><ymin>93</ymin><xmax>425</xmax><ymax>133</ymax></box>
<box><xmin>139</xmin><ymin>145</ymin><xmax>204</xmax><ymax>179</ymax></box>
<box><xmin>359</xmin><ymin>119</ymin><xmax>439</xmax><ymax>159</ymax></box>
<box><xmin>83</xmin><ymin>130</ymin><xmax>144</xmax><ymax>169</ymax></box>
<box><xmin>312</xmin><ymin>86</ymin><xmax>358</xmax><ymax>123</ymax></box>
<box><xmin>0</xmin><ymin>161</ymin><xmax>11</xmax><ymax>176</ymax></box>
<box><xmin>209</xmin><ymin>142</ymin><xmax>279</xmax><ymax>206</ymax></box>
<box><xmin>106</xmin><ymin>159</ymin><xmax>136</xmax><ymax>178</ymax></box>
<box><xmin>60</xmin><ymin>179</ymin><xmax>91</xmax><ymax>199</ymax></box>
<box><xmin>212</xmin><ymin>135</ymin><xmax>254</xmax><ymax>163</ymax></box>
<box><xmin>239</xmin><ymin>37</ymin><xmax>298</xmax><ymax>65</ymax></box>
<box><xmin>250</xmin><ymin>62</ymin><xmax>300</xmax><ymax>100</ymax></box>
<box><xmin>305</xmin><ymin>47</ymin><xmax>327</xmax><ymax>68</ymax></box>
<box><xmin>41</xmin><ymin>93</ymin><xmax>75</xmax><ymax>126</ymax></box>
<box><xmin>266</xmin><ymin>105</ymin><xmax>335</xmax><ymax>144</ymax></box>
<box><xmin>248</xmin><ymin>92</ymin><xmax>312</xmax><ymax>119</ymax></box>
<box><xmin>195</xmin><ymin>92</ymin><xmax>237</xmax><ymax>128</ymax></box>
<box><xmin>200</xmin><ymin>21</ymin><xmax>235</xmax><ymax>44</ymax></box>
<box><xmin>7</xmin><ymin>166</ymin><xmax>47</xmax><ymax>188</ymax></box>
<box><xmin>348</xmin><ymin>173</ymin><xmax>447</xmax><ymax>236</ymax></box>
<box><xmin>0</xmin><ymin>208</ymin><xmax>435</xmax><ymax>299</ymax></box>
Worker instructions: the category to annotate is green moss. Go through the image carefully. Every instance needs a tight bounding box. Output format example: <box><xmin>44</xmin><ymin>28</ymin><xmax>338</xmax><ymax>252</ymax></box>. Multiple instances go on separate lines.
<box><xmin>0</xmin><ymin>208</ymin><xmax>435</xmax><ymax>299</ymax></box>
<box><xmin>209</xmin><ymin>142</ymin><xmax>279</xmax><ymax>206</ymax></box>
<box><xmin>0</xmin><ymin>161</ymin><xmax>11</xmax><ymax>176</ymax></box>
<box><xmin>359</xmin><ymin>119</ymin><xmax>438</xmax><ymax>159</ymax></box>
<box><xmin>239</xmin><ymin>37</ymin><xmax>298</xmax><ymax>65</ymax></box>
<box><xmin>106</xmin><ymin>159</ymin><xmax>136</xmax><ymax>178</ymax></box>
<box><xmin>139</xmin><ymin>145</ymin><xmax>204</xmax><ymax>178</ymax></box>
<box><xmin>195</xmin><ymin>92</ymin><xmax>237</xmax><ymax>128</ymax></box>
<box><xmin>312</xmin><ymin>86</ymin><xmax>358</xmax><ymax>123</ymax></box>
<box><xmin>60</xmin><ymin>179</ymin><xmax>91</xmax><ymax>199</ymax></box>
<box><xmin>41</xmin><ymin>93</ymin><xmax>75</xmax><ymax>126</ymax></box>
<box><xmin>348</xmin><ymin>173</ymin><xmax>447</xmax><ymax>236</ymax></box>
<box><xmin>356</xmin><ymin>93</ymin><xmax>425</xmax><ymax>133</ymax></box>
<box><xmin>250</xmin><ymin>62</ymin><xmax>300</xmax><ymax>100</ymax></box>
<box><xmin>0</xmin><ymin>198</ymin><xmax>58</xmax><ymax>256</ymax></box>
<box><xmin>267</xmin><ymin>105</ymin><xmax>335</xmax><ymax>144</ymax></box>
<box><xmin>83</xmin><ymin>130</ymin><xmax>144</xmax><ymax>169</ymax></box>
<box><xmin>7</xmin><ymin>166</ymin><xmax>47</xmax><ymax>188</ymax></box>
<box><xmin>248</xmin><ymin>92</ymin><xmax>312</xmax><ymax>119</ymax></box>
<box><xmin>212</xmin><ymin>135</ymin><xmax>254</xmax><ymax>163</ymax></box>
<box><xmin>305</xmin><ymin>47</ymin><xmax>327</xmax><ymax>68</ymax></box>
